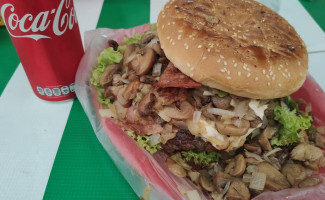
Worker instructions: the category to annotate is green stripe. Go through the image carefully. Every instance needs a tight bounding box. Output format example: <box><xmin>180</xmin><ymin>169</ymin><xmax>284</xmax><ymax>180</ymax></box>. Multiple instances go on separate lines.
<box><xmin>0</xmin><ymin>27</ymin><xmax>20</xmax><ymax>95</ymax></box>
<box><xmin>43</xmin><ymin>0</ymin><xmax>149</xmax><ymax>199</ymax></box>
<box><xmin>299</xmin><ymin>0</ymin><xmax>325</xmax><ymax>32</ymax></box>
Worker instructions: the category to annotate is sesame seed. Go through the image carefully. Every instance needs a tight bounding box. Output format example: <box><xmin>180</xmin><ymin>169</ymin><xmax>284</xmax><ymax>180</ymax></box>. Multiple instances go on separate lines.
<box><xmin>172</xmin><ymin>42</ymin><xmax>175</xmax><ymax>45</ymax></box>
<box><xmin>270</xmin><ymin>71</ymin><xmax>273</xmax><ymax>76</ymax></box>
<box><xmin>167</xmin><ymin>36</ymin><xmax>170</xmax><ymax>39</ymax></box>
<box><xmin>227</xmin><ymin>71</ymin><xmax>230</xmax><ymax>75</ymax></box>
<box><xmin>232</xmin><ymin>60</ymin><xmax>235</xmax><ymax>63</ymax></box>
<box><xmin>262</xmin><ymin>69</ymin><xmax>266</xmax><ymax>74</ymax></box>
<box><xmin>298</xmin><ymin>61</ymin><xmax>301</xmax><ymax>66</ymax></box>
<box><xmin>162</xmin><ymin>25</ymin><xmax>165</xmax><ymax>29</ymax></box>
<box><xmin>278</xmin><ymin>83</ymin><xmax>282</xmax><ymax>87</ymax></box>
<box><xmin>266</xmin><ymin>75</ymin><xmax>270</xmax><ymax>79</ymax></box>
<box><xmin>220</xmin><ymin>69</ymin><xmax>226</xmax><ymax>73</ymax></box>
<box><xmin>280</xmin><ymin>64</ymin><xmax>283</xmax><ymax>68</ymax></box>
<box><xmin>227</xmin><ymin>76</ymin><xmax>231</xmax><ymax>80</ymax></box>
<box><xmin>272</xmin><ymin>75</ymin><xmax>276</xmax><ymax>80</ymax></box>
<box><xmin>167</xmin><ymin>22</ymin><xmax>170</xmax><ymax>25</ymax></box>
<box><xmin>234</xmin><ymin>63</ymin><xmax>238</xmax><ymax>67</ymax></box>
<box><xmin>208</xmin><ymin>48</ymin><xmax>211</xmax><ymax>52</ymax></box>
<box><xmin>178</xmin><ymin>30</ymin><xmax>183</xmax><ymax>33</ymax></box>
<box><xmin>238</xmin><ymin>71</ymin><xmax>241</xmax><ymax>76</ymax></box>
<box><xmin>224</xmin><ymin>61</ymin><xmax>228</xmax><ymax>66</ymax></box>
<box><xmin>177</xmin><ymin>35</ymin><xmax>182</xmax><ymax>40</ymax></box>
<box><xmin>198</xmin><ymin>45</ymin><xmax>202</xmax><ymax>48</ymax></box>
<box><xmin>203</xmin><ymin>56</ymin><xmax>207</xmax><ymax>60</ymax></box>
<box><xmin>267</xmin><ymin>82</ymin><xmax>270</xmax><ymax>86</ymax></box>
<box><xmin>255</xmin><ymin>77</ymin><xmax>258</xmax><ymax>81</ymax></box>
<box><xmin>247</xmin><ymin>67</ymin><xmax>250</xmax><ymax>72</ymax></box>
<box><xmin>220</xmin><ymin>55</ymin><xmax>224</xmax><ymax>59</ymax></box>
<box><xmin>172</xmin><ymin>21</ymin><xmax>175</xmax><ymax>25</ymax></box>
<box><xmin>187</xmin><ymin>63</ymin><xmax>190</xmax><ymax>67</ymax></box>
<box><xmin>247</xmin><ymin>73</ymin><xmax>251</xmax><ymax>77</ymax></box>
<box><xmin>288</xmin><ymin>73</ymin><xmax>291</xmax><ymax>77</ymax></box>
<box><xmin>285</xmin><ymin>69</ymin><xmax>288</xmax><ymax>72</ymax></box>
<box><xmin>217</xmin><ymin>59</ymin><xmax>221</xmax><ymax>63</ymax></box>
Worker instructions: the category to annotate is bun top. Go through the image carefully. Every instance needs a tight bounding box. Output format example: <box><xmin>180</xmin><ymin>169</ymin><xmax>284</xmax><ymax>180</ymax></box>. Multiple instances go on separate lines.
<box><xmin>157</xmin><ymin>0</ymin><xmax>308</xmax><ymax>99</ymax></box>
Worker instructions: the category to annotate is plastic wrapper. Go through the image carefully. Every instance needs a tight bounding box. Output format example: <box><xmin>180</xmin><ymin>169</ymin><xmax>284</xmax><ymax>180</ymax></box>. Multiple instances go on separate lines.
<box><xmin>75</xmin><ymin>5</ymin><xmax>325</xmax><ymax>196</ymax></box>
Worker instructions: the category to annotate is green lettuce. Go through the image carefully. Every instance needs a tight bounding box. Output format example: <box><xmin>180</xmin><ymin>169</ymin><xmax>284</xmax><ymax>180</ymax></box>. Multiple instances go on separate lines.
<box><xmin>121</xmin><ymin>33</ymin><xmax>142</xmax><ymax>45</ymax></box>
<box><xmin>271</xmin><ymin>105</ymin><xmax>313</xmax><ymax>146</ymax></box>
<box><xmin>149</xmin><ymin>23</ymin><xmax>157</xmax><ymax>30</ymax></box>
<box><xmin>125</xmin><ymin>130</ymin><xmax>162</xmax><ymax>154</ymax></box>
<box><xmin>284</xmin><ymin>96</ymin><xmax>298</xmax><ymax>111</ymax></box>
<box><xmin>90</xmin><ymin>47</ymin><xmax>123</xmax><ymax>106</ymax></box>
<box><xmin>217</xmin><ymin>90</ymin><xmax>228</xmax><ymax>98</ymax></box>
<box><xmin>181</xmin><ymin>151</ymin><xmax>220</xmax><ymax>166</ymax></box>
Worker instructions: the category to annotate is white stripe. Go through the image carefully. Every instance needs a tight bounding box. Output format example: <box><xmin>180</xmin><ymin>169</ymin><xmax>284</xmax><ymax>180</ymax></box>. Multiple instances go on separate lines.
<box><xmin>150</xmin><ymin>0</ymin><xmax>168</xmax><ymax>23</ymax></box>
<box><xmin>0</xmin><ymin>0</ymin><xmax>103</xmax><ymax>200</ymax></box>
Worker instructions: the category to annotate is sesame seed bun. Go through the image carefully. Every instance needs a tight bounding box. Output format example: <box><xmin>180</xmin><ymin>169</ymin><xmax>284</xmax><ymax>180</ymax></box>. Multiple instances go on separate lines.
<box><xmin>157</xmin><ymin>0</ymin><xmax>308</xmax><ymax>99</ymax></box>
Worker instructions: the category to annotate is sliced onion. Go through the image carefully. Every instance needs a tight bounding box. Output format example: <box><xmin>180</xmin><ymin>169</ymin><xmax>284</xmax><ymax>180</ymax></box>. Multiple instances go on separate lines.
<box><xmin>207</xmin><ymin>107</ymin><xmax>235</xmax><ymax>117</ymax></box>
<box><xmin>149</xmin><ymin>134</ymin><xmax>160</xmax><ymax>146</ymax></box>
<box><xmin>244</xmin><ymin>150</ymin><xmax>264</xmax><ymax>162</ymax></box>
<box><xmin>249</xmin><ymin>172</ymin><xmax>266</xmax><ymax>191</ymax></box>
<box><xmin>233</xmin><ymin>100</ymin><xmax>249</xmax><ymax>118</ymax></box>
<box><xmin>187</xmin><ymin>190</ymin><xmax>201</xmax><ymax>200</ymax></box>
<box><xmin>157</xmin><ymin>110</ymin><xmax>171</xmax><ymax>122</ymax></box>
<box><xmin>243</xmin><ymin>173</ymin><xmax>252</xmax><ymax>183</ymax></box>
<box><xmin>193</xmin><ymin>111</ymin><xmax>202</xmax><ymax>123</ymax></box>
<box><xmin>246</xmin><ymin>165</ymin><xmax>258</xmax><ymax>174</ymax></box>
<box><xmin>152</xmin><ymin>63</ymin><xmax>162</xmax><ymax>77</ymax></box>
<box><xmin>188</xmin><ymin>171</ymin><xmax>200</xmax><ymax>183</ymax></box>
<box><xmin>203</xmin><ymin>90</ymin><xmax>213</xmax><ymax>96</ymax></box>
<box><xmin>98</xmin><ymin>108</ymin><xmax>117</xmax><ymax>118</ymax></box>
<box><xmin>264</xmin><ymin>147</ymin><xmax>282</xmax><ymax>157</ymax></box>
<box><xmin>222</xmin><ymin>181</ymin><xmax>231</xmax><ymax>197</ymax></box>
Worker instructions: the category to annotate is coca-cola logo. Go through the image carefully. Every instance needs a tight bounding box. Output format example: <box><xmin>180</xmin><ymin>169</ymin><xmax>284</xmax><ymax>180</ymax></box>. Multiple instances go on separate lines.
<box><xmin>0</xmin><ymin>0</ymin><xmax>78</xmax><ymax>41</ymax></box>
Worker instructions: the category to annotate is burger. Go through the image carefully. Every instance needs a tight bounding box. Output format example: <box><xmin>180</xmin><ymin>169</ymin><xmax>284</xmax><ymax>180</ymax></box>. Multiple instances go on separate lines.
<box><xmin>90</xmin><ymin>0</ymin><xmax>325</xmax><ymax>199</ymax></box>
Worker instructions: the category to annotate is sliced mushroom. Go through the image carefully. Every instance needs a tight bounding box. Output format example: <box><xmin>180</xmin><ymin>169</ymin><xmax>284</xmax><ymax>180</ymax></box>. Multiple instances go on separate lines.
<box><xmin>215</xmin><ymin>120</ymin><xmax>250</xmax><ymax>136</ymax></box>
<box><xmin>290</xmin><ymin>143</ymin><xmax>325</xmax><ymax>170</ymax></box>
<box><xmin>258</xmin><ymin>127</ymin><xmax>273</xmax><ymax>151</ymax></box>
<box><xmin>123</xmin><ymin>44</ymin><xmax>137</xmax><ymax>68</ymax></box>
<box><xmin>224</xmin><ymin>154</ymin><xmax>246</xmax><ymax>177</ymax></box>
<box><xmin>158</xmin><ymin>101</ymin><xmax>194</xmax><ymax>120</ymax></box>
<box><xmin>199</xmin><ymin>175</ymin><xmax>215</xmax><ymax>192</ymax></box>
<box><xmin>128</xmin><ymin>48</ymin><xmax>155</xmax><ymax>75</ymax></box>
<box><xmin>212</xmin><ymin>95</ymin><xmax>231</xmax><ymax>110</ymax></box>
<box><xmin>298</xmin><ymin>176</ymin><xmax>320</xmax><ymax>188</ymax></box>
<box><xmin>141</xmin><ymin>30</ymin><xmax>157</xmax><ymax>44</ymax></box>
<box><xmin>138</xmin><ymin>93</ymin><xmax>156</xmax><ymax>117</ymax></box>
<box><xmin>257</xmin><ymin>162</ymin><xmax>290</xmax><ymax>191</ymax></box>
<box><xmin>166</xmin><ymin>158</ymin><xmax>186</xmax><ymax>178</ymax></box>
<box><xmin>99</xmin><ymin>64</ymin><xmax>119</xmax><ymax>87</ymax></box>
<box><xmin>108</xmin><ymin>39</ymin><xmax>119</xmax><ymax>51</ymax></box>
<box><xmin>244</xmin><ymin>144</ymin><xmax>262</xmax><ymax>154</ymax></box>
<box><xmin>281</xmin><ymin>163</ymin><xmax>307</xmax><ymax>187</ymax></box>
<box><xmin>213</xmin><ymin>172</ymin><xmax>232</xmax><ymax>188</ymax></box>
<box><xmin>123</xmin><ymin>80</ymin><xmax>141</xmax><ymax>100</ymax></box>
<box><xmin>150</xmin><ymin>42</ymin><xmax>164</xmax><ymax>56</ymax></box>
<box><xmin>226</xmin><ymin>179</ymin><xmax>250</xmax><ymax>200</ymax></box>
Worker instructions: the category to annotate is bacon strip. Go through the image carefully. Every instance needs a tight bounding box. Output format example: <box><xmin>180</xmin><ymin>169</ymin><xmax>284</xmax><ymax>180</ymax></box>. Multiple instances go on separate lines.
<box><xmin>156</xmin><ymin>62</ymin><xmax>202</xmax><ymax>88</ymax></box>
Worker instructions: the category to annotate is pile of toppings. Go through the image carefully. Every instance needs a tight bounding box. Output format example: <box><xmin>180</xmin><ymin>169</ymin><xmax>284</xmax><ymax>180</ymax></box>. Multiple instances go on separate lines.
<box><xmin>90</xmin><ymin>27</ymin><xmax>325</xmax><ymax>199</ymax></box>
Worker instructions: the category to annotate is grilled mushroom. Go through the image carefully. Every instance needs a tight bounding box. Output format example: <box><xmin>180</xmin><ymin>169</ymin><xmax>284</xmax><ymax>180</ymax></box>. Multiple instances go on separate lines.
<box><xmin>99</xmin><ymin>64</ymin><xmax>119</xmax><ymax>87</ymax></box>
<box><xmin>215</xmin><ymin>120</ymin><xmax>250</xmax><ymax>136</ymax></box>
<box><xmin>128</xmin><ymin>48</ymin><xmax>155</xmax><ymax>75</ymax></box>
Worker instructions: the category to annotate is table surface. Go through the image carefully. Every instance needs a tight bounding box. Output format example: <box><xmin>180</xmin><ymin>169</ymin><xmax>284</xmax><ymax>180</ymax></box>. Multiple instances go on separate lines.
<box><xmin>0</xmin><ymin>0</ymin><xmax>324</xmax><ymax>199</ymax></box>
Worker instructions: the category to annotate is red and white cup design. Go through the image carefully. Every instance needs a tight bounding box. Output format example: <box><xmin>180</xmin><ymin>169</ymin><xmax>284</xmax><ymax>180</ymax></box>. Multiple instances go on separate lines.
<box><xmin>0</xmin><ymin>0</ymin><xmax>84</xmax><ymax>101</ymax></box>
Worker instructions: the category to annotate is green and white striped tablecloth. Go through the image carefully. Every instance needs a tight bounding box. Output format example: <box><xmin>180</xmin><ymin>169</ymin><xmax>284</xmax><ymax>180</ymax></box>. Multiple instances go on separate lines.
<box><xmin>0</xmin><ymin>0</ymin><xmax>324</xmax><ymax>199</ymax></box>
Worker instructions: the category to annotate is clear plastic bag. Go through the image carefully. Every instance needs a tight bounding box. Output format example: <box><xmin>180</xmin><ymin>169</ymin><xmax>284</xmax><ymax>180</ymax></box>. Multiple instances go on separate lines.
<box><xmin>75</xmin><ymin>23</ymin><xmax>325</xmax><ymax>200</ymax></box>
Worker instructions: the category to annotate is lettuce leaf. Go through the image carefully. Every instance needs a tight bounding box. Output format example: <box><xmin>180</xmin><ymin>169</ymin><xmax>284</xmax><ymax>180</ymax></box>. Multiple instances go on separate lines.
<box><xmin>136</xmin><ymin>135</ymin><xmax>162</xmax><ymax>154</ymax></box>
<box><xmin>181</xmin><ymin>151</ymin><xmax>220</xmax><ymax>166</ymax></box>
<box><xmin>122</xmin><ymin>33</ymin><xmax>142</xmax><ymax>45</ymax></box>
<box><xmin>284</xmin><ymin>96</ymin><xmax>298</xmax><ymax>111</ymax></box>
<box><xmin>90</xmin><ymin>47</ymin><xmax>123</xmax><ymax>106</ymax></box>
<box><xmin>217</xmin><ymin>90</ymin><xmax>228</xmax><ymax>98</ymax></box>
<box><xmin>271</xmin><ymin>105</ymin><xmax>313</xmax><ymax>146</ymax></box>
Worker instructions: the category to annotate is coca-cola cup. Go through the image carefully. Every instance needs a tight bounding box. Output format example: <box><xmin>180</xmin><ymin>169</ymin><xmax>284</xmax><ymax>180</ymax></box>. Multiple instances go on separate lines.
<box><xmin>0</xmin><ymin>0</ymin><xmax>84</xmax><ymax>101</ymax></box>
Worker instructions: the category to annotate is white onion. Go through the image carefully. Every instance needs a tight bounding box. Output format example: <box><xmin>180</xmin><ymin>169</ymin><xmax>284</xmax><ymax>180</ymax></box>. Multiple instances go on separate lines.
<box><xmin>243</xmin><ymin>173</ymin><xmax>252</xmax><ymax>183</ymax></box>
<box><xmin>157</xmin><ymin>110</ymin><xmax>171</xmax><ymax>122</ymax></box>
<box><xmin>98</xmin><ymin>108</ymin><xmax>116</xmax><ymax>118</ymax></box>
<box><xmin>187</xmin><ymin>190</ymin><xmax>201</xmax><ymax>200</ymax></box>
<box><xmin>222</xmin><ymin>181</ymin><xmax>231</xmax><ymax>197</ymax></box>
<box><xmin>264</xmin><ymin>147</ymin><xmax>282</xmax><ymax>157</ymax></box>
<box><xmin>149</xmin><ymin>134</ymin><xmax>161</xmax><ymax>146</ymax></box>
<box><xmin>246</xmin><ymin>165</ymin><xmax>258</xmax><ymax>174</ymax></box>
<box><xmin>233</xmin><ymin>118</ymin><xmax>243</xmax><ymax>128</ymax></box>
<box><xmin>152</xmin><ymin>63</ymin><xmax>162</xmax><ymax>77</ymax></box>
<box><xmin>188</xmin><ymin>171</ymin><xmax>200</xmax><ymax>183</ymax></box>
<box><xmin>193</xmin><ymin>111</ymin><xmax>202</xmax><ymax>122</ymax></box>
<box><xmin>207</xmin><ymin>107</ymin><xmax>235</xmax><ymax>117</ymax></box>
<box><xmin>249</xmin><ymin>172</ymin><xmax>266</xmax><ymax>191</ymax></box>
<box><xmin>244</xmin><ymin>150</ymin><xmax>264</xmax><ymax>162</ymax></box>
<box><xmin>233</xmin><ymin>100</ymin><xmax>249</xmax><ymax>117</ymax></box>
<box><xmin>203</xmin><ymin>90</ymin><xmax>213</xmax><ymax>96</ymax></box>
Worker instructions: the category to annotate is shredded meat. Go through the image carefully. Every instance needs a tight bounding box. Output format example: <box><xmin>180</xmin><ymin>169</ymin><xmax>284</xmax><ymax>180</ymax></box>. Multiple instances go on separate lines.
<box><xmin>153</xmin><ymin>87</ymin><xmax>188</xmax><ymax>109</ymax></box>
